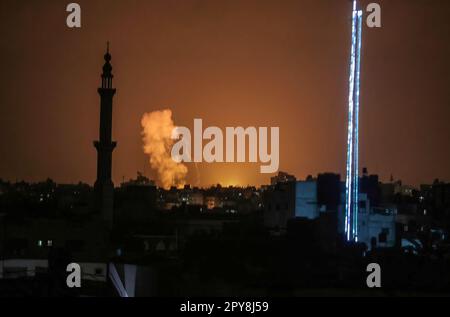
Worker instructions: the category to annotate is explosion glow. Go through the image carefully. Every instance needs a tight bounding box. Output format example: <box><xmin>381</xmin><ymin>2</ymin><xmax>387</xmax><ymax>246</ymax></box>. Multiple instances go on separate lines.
<box><xmin>141</xmin><ymin>109</ymin><xmax>188</xmax><ymax>189</ymax></box>
<box><xmin>345</xmin><ymin>0</ymin><xmax>363</xmax><ymax>242</ymax></box>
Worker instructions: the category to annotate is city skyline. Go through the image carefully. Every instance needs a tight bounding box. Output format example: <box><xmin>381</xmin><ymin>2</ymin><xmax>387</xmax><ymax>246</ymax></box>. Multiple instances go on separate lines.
<box><xmin>0</xmin><ymin>0</ymin><xmax>449</xmax><ymax>299</ymax></box>
<box><xmin>0</xmin><ymin>0</ymin><xmax>449</xmax><ymax>188</ymax></box>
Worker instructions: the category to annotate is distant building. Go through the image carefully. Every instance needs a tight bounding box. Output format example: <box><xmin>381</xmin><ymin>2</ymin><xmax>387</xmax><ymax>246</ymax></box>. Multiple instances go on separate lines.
<box><xmin>115</xmin><ymin>182</ymin><xmax>157</xmax><ymax>221</ymax></box>
<box><xmin>179</xmin><ymin>186</ymin><xmax>204</xmax><ymax>206</ymax></box>
<box><xmin>205</xmin><ymin>196</ymin><xmax>221</xmax><ymax>210</ymax></box>
<box><xmin>360</xmin><ymin>168</ymin><xmax>380</xmax><ymax>206</ymax></box>
<box><xmin>264</xmin><ymin>171</ymin><xmax>397</xmax><ymax>249</ymax></box>
<box><xmin>121</xmin><ymin>172</ymin><xmax>155</xmax><ymax>187</ymax></box>
<box><xmin>0</xmin><ymin>216</ymin><xmax>109</xmax><ymax>291</ymax></box>
<box><xmin>295</xmin><ymin>180</ymin><xmax>318</xmax><ymax>219</ymax></box>
<box><xmin>294</xmin><ymin>173</ymin><xmax>341</xmax><ymax>219</ymax></box>
<box><xmin>270</xmin><ymin>171</ymin><xmax>296</xmax><ymax>185</ymax></box>
<box><xmin>263</xmin><ymin>182</ymin><xmax>296</xmax><ymax>232</ymax></box>
<box><xmin>337</xmin><ymin>188</ymin><xmax>396</xmax><ymax>250</ymax></box>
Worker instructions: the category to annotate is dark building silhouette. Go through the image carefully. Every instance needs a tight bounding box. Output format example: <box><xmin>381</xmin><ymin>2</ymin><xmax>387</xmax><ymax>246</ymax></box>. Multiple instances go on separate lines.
<box><xmin>94</xmin><ymin>43</ymin><xmax>117</xmax><ymax>227</ymax></box>
<box><xmin>360</xmin><ymin>167</ymin><xmax>380</xmax><ymax>207</ymax></box>
<box><xmin>317</xmin><ymin>173</ymin><xmax>341</xmax><ymax>211</ymax></box>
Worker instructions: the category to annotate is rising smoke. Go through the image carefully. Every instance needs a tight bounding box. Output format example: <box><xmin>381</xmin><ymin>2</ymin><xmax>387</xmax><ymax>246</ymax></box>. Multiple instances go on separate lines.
<box><xmin>141</xmin><ymin>109</ymin><xmax>188</xmax><ymax>189</ymax></box>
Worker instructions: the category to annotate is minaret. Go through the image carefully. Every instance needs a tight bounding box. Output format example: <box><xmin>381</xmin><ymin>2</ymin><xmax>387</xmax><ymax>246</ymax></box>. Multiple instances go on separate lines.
<box><xmin>344</xmin><ymin>0</ymin><xmax>363</xmax><ymax>242</ymax></box>
<box><xmin>94</xmin><ymin>43</ymin><xmax>117</xmax><ymax>228</ymax></box>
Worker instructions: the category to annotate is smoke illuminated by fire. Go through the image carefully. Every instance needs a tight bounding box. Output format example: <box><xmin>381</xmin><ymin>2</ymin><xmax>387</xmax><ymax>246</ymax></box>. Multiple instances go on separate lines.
<box><xmin>141</xmin><ymin>109</ymin><xmax>188</xmax><ymax>189</ymax></box>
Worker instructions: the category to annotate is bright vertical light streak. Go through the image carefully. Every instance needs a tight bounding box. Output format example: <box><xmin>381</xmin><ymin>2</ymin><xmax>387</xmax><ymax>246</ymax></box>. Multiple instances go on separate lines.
<box><xmin>345</xmin><ymin>1</ymin><xmax>362</xmax><ymax>242</ymax></box>
<box><xmin>345</xmin><ymin>1</ymin><xmax>357</xmax><ymax>241</ymax></box>
<box><xmin>354</xmin><ymin>11</ymin><xmax>363</xmax><ymax>241</ymax></box>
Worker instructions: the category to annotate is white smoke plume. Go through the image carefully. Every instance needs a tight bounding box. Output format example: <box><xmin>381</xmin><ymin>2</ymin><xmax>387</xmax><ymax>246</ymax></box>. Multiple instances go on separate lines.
<box><xmin>141</xmin><ymin>109</ymin><xmax>188</xmax><ymax>189</ymax></box>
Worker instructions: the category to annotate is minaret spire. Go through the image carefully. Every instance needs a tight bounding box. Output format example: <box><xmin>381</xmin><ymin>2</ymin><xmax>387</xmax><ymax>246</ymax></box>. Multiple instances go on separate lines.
<box><xmin>94</xmin><ymin>43</ymin><xmax>117</xmax><ymax>228</ymax></box>
<box><xmin>101</xmin><ymin>42</ymin><xmax>113</xmax><ymax>89</ymax></box>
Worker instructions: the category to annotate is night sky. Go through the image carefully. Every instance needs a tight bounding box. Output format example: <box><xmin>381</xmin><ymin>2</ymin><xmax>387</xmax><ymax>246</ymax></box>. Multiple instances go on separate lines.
<box><xmin>0</xmin><ymin>0</ymin><xmax>449</xmax><ymax>188</ymax></box>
